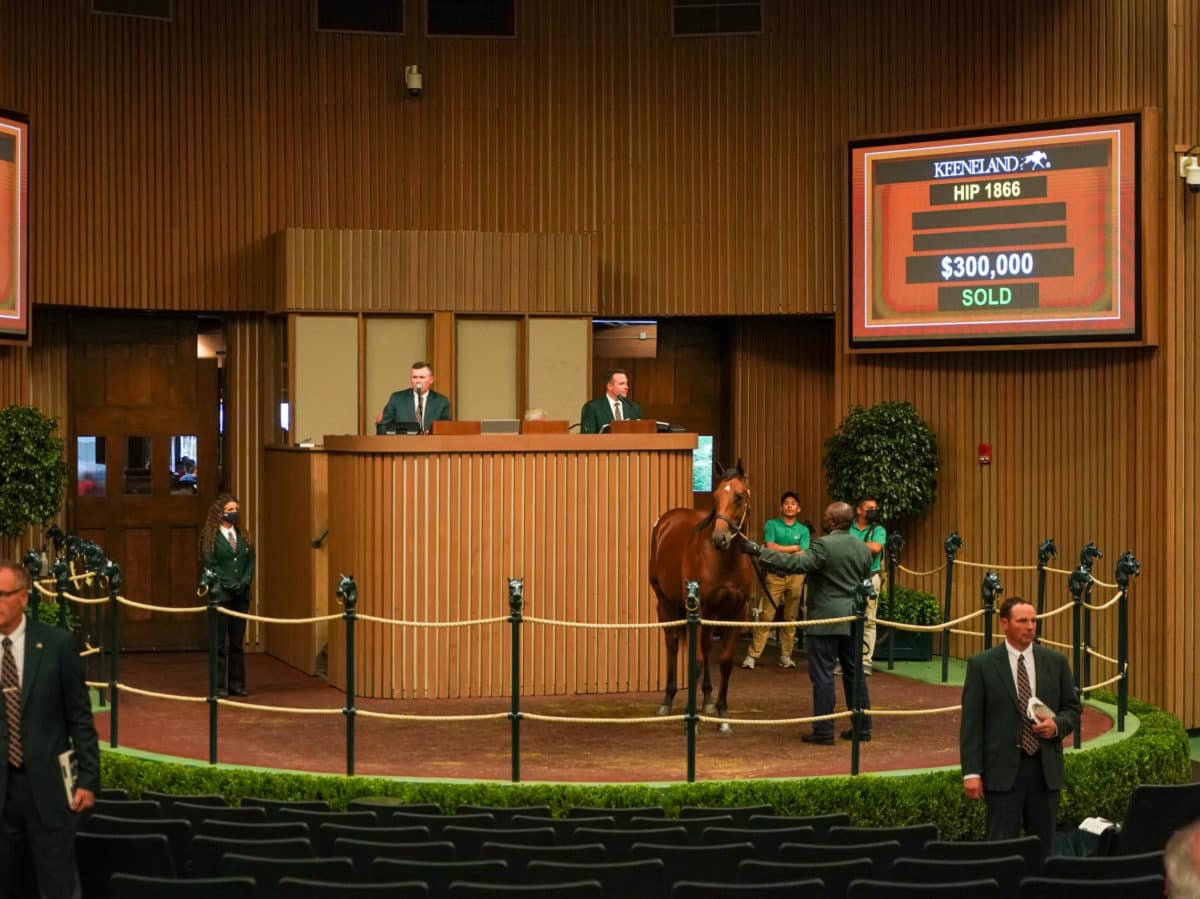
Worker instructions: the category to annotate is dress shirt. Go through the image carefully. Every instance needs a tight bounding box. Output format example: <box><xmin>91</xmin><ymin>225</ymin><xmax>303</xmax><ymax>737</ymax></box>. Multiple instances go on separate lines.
<box><xmin>3</xmin><ymin>613</ymin><xmax>26</xmax><ymax>684</ymax></box>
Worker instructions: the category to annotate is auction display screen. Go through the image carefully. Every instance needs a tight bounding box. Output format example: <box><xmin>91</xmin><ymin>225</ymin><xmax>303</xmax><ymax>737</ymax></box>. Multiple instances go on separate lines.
<box><xmin>849</xmin><ymin>116</ymin><xmax>1140</xmax><ymax>349</ymax></box>
<box><xmin>0</xmin><ymin>108</ymin><xmax>29</xmax><ymax>344</ymax></box>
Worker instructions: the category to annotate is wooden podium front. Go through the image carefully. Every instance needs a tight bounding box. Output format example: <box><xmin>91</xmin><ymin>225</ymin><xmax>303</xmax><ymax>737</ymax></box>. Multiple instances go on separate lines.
<box><xmin>310</xmin><ymin>433</ymin><xmax>695</xmax><ymax>699</ymax></box>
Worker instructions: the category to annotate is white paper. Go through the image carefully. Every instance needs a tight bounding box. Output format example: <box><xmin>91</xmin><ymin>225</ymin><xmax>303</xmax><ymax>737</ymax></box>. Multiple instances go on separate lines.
<box><xmin>1079</xmin><ymin>816</ymin><xmax>1115</xmax><ymax>834</ymax></box>
<box><xmin>1027</xmin><ymin>696</ymin><xmax>1055</xmax><ymax>721</ymax></box>
<box><xmin>58</xmin><ymin>749</ymin><xmax>75</xmax><ymax>805</ymax></box>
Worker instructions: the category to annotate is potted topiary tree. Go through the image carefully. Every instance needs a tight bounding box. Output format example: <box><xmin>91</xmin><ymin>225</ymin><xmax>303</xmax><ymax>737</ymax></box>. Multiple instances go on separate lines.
<box><xmin>872</xmin><ymin>585</ymin><xmax>940</xmax><ymax>661</ymax></box>
<box><xmin>822</xmin><ymin>400</ymin><xmax>939</xmax><ymax>526</ymax></box>
<box><xmin>0</xmin><ymin>404</ymin><xmax>68</xmax><ymax>545</ymax></box>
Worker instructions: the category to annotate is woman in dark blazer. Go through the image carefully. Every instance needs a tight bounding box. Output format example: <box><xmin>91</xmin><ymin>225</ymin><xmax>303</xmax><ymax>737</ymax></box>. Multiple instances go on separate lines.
<box><xmin>200</xmin><ymin>493</ymin><xmax>256</xmax><ymax>697</ymax></box>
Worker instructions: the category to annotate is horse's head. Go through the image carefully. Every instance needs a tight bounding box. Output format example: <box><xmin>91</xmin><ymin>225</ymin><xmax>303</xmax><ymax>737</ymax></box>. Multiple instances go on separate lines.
<box><xmin>710</xmin><ymin>459</ymin><xmax>749</xmax><ymax>551</ymax></box>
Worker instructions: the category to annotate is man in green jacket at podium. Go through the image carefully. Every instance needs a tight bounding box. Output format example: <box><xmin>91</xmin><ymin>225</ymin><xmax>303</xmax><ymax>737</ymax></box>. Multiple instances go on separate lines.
<box><xmin>580</xmin><ymin>369</ymin><xmax>642</xmax><ymax>433</ymax></box>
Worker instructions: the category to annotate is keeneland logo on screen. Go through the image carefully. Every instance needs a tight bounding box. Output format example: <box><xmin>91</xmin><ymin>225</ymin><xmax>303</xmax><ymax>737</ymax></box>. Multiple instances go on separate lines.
<box><xmin>932</xmin><ymin>149</ymin><xmax>1052</xmax><ymax>178</ymax></box>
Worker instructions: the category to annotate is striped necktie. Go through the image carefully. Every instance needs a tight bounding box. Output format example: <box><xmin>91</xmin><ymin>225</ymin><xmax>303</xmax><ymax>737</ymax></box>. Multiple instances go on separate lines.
<box><xmin>2</xmin><ymin>637</ymin><xmax>21</xmax><ymax>767</ymax></box>
<box><xmin>1017</xmin><ymin>653</ymin><xmax>1039</xmax><ymax>755</ymax></box>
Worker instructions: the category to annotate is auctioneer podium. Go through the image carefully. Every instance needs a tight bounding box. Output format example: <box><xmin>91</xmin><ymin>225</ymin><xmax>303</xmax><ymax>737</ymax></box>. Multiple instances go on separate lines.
<box><xmin>263</xmin><ymin>431</ymin><xmax>695</xmax><ymax>699</ymax></box>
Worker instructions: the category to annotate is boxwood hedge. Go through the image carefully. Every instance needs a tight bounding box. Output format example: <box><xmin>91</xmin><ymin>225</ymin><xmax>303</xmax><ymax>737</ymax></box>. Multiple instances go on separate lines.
<box><xmin>100</xmin><ymin>694</ymin><xmax>1188</xmax><ymax>840</ymax></box>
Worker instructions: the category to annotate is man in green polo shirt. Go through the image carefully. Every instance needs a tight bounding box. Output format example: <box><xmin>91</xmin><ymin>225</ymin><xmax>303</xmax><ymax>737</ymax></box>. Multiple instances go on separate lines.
<box><xmin>742</xmin><ymin>491</ymin><xmax>810</xmax><ymax>670</ymax></box>
<box><xmin>849</xmin><ymin>493</ymin><xmax>886</xmax><ymax>675</ymax></box>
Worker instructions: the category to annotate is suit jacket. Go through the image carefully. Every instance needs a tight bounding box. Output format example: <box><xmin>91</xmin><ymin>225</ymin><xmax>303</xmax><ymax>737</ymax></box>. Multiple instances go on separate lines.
<box><xmin>0</xmin><ymin>619</ymin><xmax>100</xmax><ymax>828</ymax></box>
<box><xmin>204</xmin><ymin>529</ymin><xmax>256</xmax><ymax>600</ymax></box>
<box><xmin>960</xmin><ymin>642</ymin><xmax>1081</xmax><ymax>792</ymax></box>
<box><xmin>380</xmin><ymin>389</ymin><xmax>451</xmax><ymax>432</ymax></box>
<box><xmin>757</xmin><ymin>529</ymin><xmax>873</xmax><ymax>636</ymax></box>
<box><xmin>579</xmin><ymin>395</ymin><xmax>643</xmax><ymax>434</ymax></box>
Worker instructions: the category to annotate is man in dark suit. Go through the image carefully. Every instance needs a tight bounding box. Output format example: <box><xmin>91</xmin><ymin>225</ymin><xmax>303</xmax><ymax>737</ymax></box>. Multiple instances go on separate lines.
<box><xmin>379</xmin><ymin>361</ymin><xmax>452</xmax><ymax>434</ymax></box>
<box><xmin>748</xmin><ymin>501</ymin><xmax>875</xmax><ymax>745</ymax></box>
<box><xmin>0</xmin><ymin>560</ymin><xmax>99</xmax><ymax>899</ymax></box>
<box><xmin>579</xmin><ymin>369</ymin><xmax>642</xmax><ymax>433</ymax></box>
<box><xmin>960</xmin><ymin>596</ymin><xmax>1081</xmax><ymax>856</ymax></box>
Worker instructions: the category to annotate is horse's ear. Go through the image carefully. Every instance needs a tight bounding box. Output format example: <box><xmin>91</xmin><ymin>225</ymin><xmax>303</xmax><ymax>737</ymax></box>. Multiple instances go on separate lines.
<box><xmin>735</xmin><ymin>458</ymin><xmax>745</xmax><ymax>477</ymax></box>
<box><xmin>713</xmin><ymin>460</ymin><xmax>726</xmax><ymax>479</ymax></box>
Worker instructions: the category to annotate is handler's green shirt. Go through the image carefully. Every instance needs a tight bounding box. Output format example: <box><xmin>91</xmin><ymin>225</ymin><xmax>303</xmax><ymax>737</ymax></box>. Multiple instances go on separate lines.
<box><xmin>764</xmin><ymin>517</ymin><xmax>810</xmax><ymax>551</ymax></box>
<box><xmin>849</xmin><ymin>521</ymin><xmax>886</xmax><ymax>573</ymax></box>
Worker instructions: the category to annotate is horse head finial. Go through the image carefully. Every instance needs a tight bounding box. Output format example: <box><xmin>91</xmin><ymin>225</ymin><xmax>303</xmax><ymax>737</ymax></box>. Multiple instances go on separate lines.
<box><xmin>1079</xmin><ymin>542</ymin><xmax>1102</xmax><ymax>571</ymax></box>
<box><xmin>982</xmin><ymin>571</ymin><xmax>1003</xmax><ymax>607</ymax></box>
<box><xmin>1068</xmin><ymin>566</ymin><xmax>1092</xmax><ymax>600</ymax></box>
<box><xmin>1115</xmin><ymin>551</ymin><xmax>1141</xmax><ymax>591</ymax></box>
<box><xmin>1038</xmin><ymin>539</ymin><xmax>1057</xmax><ymax>566</ymax></box>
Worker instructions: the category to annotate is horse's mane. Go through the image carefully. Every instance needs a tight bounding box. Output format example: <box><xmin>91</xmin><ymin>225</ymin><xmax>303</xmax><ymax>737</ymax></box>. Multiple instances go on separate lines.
<box><xmin>693</xmin><ymin>467</ymin><xmax>746</xmax><ymax>533</ymax></box>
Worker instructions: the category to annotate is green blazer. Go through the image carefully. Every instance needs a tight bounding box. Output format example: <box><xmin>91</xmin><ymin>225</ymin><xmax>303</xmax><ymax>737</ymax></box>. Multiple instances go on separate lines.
<box><xmin>960</xmin><ymin>642</ymin><xmax>1081</xmax><ymax>792</ymax></box>
<box><xmin>757</xmin><ymin>529</ymin><xmax>873</xmax><ymax>636</ymax></box>
<box><xmin>204</xmin><ymin>529</ymin><xmax>256</xmax><ymax>598</ymax></box>
<box><xmin>0</xmin><ymin>619</ymin><xmax>100</xmax><ymax>828</ymax></box>
<box><xmin>380</xmin><ymin>389</ymin><xmax>451</xmax><ymax>432</ymax></box>
<box><xmin>579</xmin><ymin>395</ymin><xmax>643</xmax><ymax>434</ymax></box>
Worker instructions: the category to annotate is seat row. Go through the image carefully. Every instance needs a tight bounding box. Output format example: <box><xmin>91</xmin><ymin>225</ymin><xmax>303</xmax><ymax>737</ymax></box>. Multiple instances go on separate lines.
<box><xmin>78</xmin><ymin>824</ymin><xmax>1167</xmax><ymax>899</ymax></box>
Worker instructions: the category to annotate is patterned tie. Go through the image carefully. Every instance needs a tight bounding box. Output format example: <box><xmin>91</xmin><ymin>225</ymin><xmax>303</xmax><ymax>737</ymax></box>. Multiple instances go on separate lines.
<box><xmin>226</xmin><ymin>529</ymin><xmax>237</xmax><ymax>551</ymax></box>
<box><xmin>417</xmin><ymin>393</ymin><xmax>425</xmax><ymax>429</ymax></box>
<box><xmin>613</xmin><ymin>401</ymin><xmax>623</xmax><ymax>421</ymax></box>
<box><xmin>2</xmin><ymin>637</ymin><xmax>21</xmax><ymax>768</ymax></box>
<box><xmin>1017</xmin><ymin>653</ymin><xmax>1039</xmax><ymax>755</ymax></box>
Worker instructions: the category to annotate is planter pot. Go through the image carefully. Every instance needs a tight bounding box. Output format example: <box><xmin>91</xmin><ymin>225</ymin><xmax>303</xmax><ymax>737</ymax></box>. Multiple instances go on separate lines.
<box><xmin>872</xmin><ymin>627</ymin><xmax>933</xmax><ymax>662</ymax></box>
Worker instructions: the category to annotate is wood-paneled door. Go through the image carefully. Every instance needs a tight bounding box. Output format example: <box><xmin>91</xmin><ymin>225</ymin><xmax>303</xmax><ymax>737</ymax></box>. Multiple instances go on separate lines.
<box><xmin>68</xmin><ymin>314</ymin><xmax>219</xmax><ymax>650</ymax></box>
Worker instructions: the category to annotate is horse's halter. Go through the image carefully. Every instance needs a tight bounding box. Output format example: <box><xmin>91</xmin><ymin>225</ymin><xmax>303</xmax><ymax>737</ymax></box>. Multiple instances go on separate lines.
<box><xmin>712</xmin><ymin>481</ymin><xmax>751</xmax><ymax>541</ymax></box>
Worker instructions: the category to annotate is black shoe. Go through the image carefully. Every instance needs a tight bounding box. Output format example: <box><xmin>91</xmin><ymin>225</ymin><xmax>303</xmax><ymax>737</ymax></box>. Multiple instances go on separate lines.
<box><xmin>840</xmin><ymin>728</ymin><xmax>871</xmax><ymax>741</ymax></box>
<box><xmin>216</xmin><ymin>689</ymin><xmax>229</xmax><ymax>699</ymax></box>
<box><xmin>801</xmin><ymin>732</ymin><xmax>835</xmax><ymax>745</ymax></box>
<box><xmin>229</xmin><ymin>686</ymin><xmax>248</xmax><ymax>697</ymax></box>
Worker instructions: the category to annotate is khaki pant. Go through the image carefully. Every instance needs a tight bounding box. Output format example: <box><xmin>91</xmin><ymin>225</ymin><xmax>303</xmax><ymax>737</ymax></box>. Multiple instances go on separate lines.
<box><xmin>748</xmin><ymin>572</ymin><xmax>805</xmax><ymax>659</ymax></box>
<box><xmin>861</xmin><ymin>572</ymin><xmax>883</xmax><ymax>673</ymax></box>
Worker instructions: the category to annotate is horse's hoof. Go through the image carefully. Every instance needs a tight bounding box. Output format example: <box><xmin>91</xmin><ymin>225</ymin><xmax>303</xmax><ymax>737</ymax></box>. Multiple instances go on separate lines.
<box><xmin>656</xmin><ymin>704</ymin><xmax>672</xmax><ymax>716</ymax></box>
<box><xmin>718</xmin><ymin>722</ymin><xmax>732</xmax><ymax>734</ymax></box>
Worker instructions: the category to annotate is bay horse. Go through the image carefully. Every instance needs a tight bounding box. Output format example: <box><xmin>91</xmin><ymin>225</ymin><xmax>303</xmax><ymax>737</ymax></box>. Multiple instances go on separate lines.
<box><xmin>649</xmin><ymin>460</ymin><xmax>759</xmax><ymax>732</ymax></box>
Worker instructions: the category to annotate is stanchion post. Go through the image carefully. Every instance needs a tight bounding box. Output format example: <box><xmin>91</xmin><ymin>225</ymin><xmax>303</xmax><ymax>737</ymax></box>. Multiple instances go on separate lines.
<box><xmin>1114</xmin><ymin>551</ymin><xmax>1140</xmax><ymax>732</ymax></box>
<box><xmin>52</xmin><ymin>557</ymin><xmax>70</xmax><ymax>630</ymax></box>
<box><xmin>1078</xmin><ymin>543</ymin><xmax>1102</xmax><ymax>699</ymax></box>
<box><xmin>850</xmin><ymin>579</ymin><xmax>873</xmax><ymax>776</ymax></box>
<box><xmin>201</xmin><ymin>567</ymin><xmax>220</xmax><ymax>765</ymax></box>
<box><xmin>884</xmin><ymin>533</ymin><xmax>904</xmax><ymax>672</ymax></box>
<box><xmin>1067</xmin><ymin>565</ymin><xmax>1090</xmax><ymax>750</ymax></box>
<box><xmin>981</xmin><ymin>571</ymin><xmax>1002</xmax><ymax>651</ymax></box>
<box><xmin>1036</xmin><ymin>539</ymin><xmax>1056</xmax><ymax>641</ymax></box>
<box><xmin>21</xmin><ymin>551</ymin><xmax>42</xmax><ymax>622</ymax></box>
<box><xmin>334</xmin><ymin>575</ymin><xmax>358</xmax><ymax>776</ymax></box>
<box><xmin>941</xmin><ymin>532</ymin><xmax>963</xmax><ymax>683</ymax></box>
<box><xmin>685</xmin><ymin>581</ymin><xmax>700</xmax><ymax>784</ymax></box>
<box><xmin>507</xmin><ymin>578</ymin><xmax>524</xmax><ymax>784</ymax></box>
<box><xmin>103</xmin><ymin>561</ymin><xmax>122</xmax><ymax>748</ymax></box>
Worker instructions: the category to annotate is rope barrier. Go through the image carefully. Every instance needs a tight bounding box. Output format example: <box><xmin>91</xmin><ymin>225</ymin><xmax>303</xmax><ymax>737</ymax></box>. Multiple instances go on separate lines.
<box><xmin>954</xmin><ymin>559</ymin><xmax>1039</xmax><ymax>572</ymax></box>
<box><xmin>32</xmin><ymin>582</ymin><xmax>109</xmax><ymax>604</ymax></box>
<box><xmin>355</xmin><ymin>613</ymin><xmax>509</xmax><ymax>628</ymax></box>
<box><xmin>879</xmin><ymin>608</ymin><xmax>987</xmax><ymax>633</ymax></box>
<box><xmin>117</xmin><ymin>596</ymin><xmax>206</xmax><ymax>614</ymax></box>
<box><xmin>702</xmin><ymin>614</ymin><xmax>856</xmax><ymax>628</ymax></box>
<box><xmin>1086</xmin><ymin>646</ymin><xmax>1119</xmax><ymax>666</ymax></box>
<box><xmin>1081</xmin><ymin>671</ymin><xmax>1125</xmax><ymax>690</ymax></box>
<box><xmin>79</xmin><ymin>644</ymin><xmax>101</xmax><ymax>657</ymax></box>
<box><xmin>1044</xmin><ymin>566</ymin><xmax>1076</xmax><ymax>576</ymax></box>
<box><xmin>102</xmin><ymin>682</ymin><xmax>208</xmax><ymax>704</ymax></box>
<box><xmin>521</xmin><ymin>712</ymin><xmax>687</xmax><ymax>725</ymax></box>
<box><xmin>897</xmin><ymin>563</ymin><xmax>947</xmax><ymax>577</ymax></box>
<box><xmin>696</xmin><ymin>711</ymin><xmax>852</xmax><ymax>726</ymax></box>
<box><xmin>208</xmin><ymin>698</ymin><xmax>343</xmax><ymax>715</ymax></box>
<box><xmin>1037</xmin><ymin>602</ymin><xmax>1074</xmax><ymax>620</ymax></box>
<box><xmin>1083</xmin><ymin>591</ymin><xmax>1124</xmax><ymax>610</ymax></box>
<box><xmin>523</xmin><ymin>616</ymin><xmax>684</xmax><ymax>630</ymax></box>
<box><xmin>216</xmin><ymin>607</ymin><xmax>342</xmax><ymax>625</ymax></box>
<box><xmin>869</xmin><ymin>705</ymin><xmax>962</xmax><ymax>717</ymax></box>
<box><xmin>356</xmin><ymin>709</ymin><xmax>512</xmax><ymax>722</ymax></box>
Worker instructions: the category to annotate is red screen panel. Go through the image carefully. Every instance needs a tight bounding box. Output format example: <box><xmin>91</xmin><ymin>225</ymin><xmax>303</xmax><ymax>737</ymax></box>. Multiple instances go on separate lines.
<box><xmin>0</xmin><ymin>108</ymin><xmax>29</xmax><ymax>345</ymax></box>
<box><xmin>849</xmin><ymin>116</ymin><xmax>1140</xmax><ymax>350</ymax></box>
